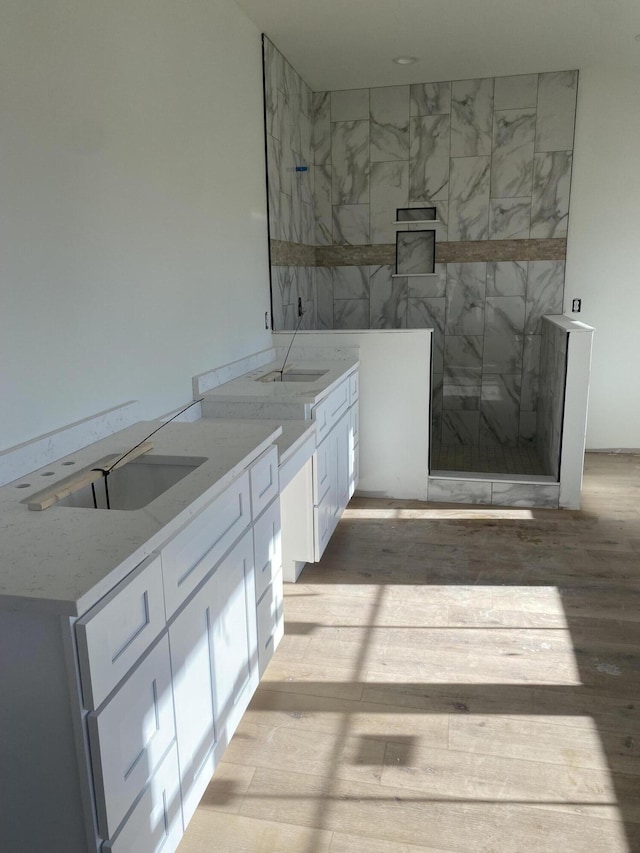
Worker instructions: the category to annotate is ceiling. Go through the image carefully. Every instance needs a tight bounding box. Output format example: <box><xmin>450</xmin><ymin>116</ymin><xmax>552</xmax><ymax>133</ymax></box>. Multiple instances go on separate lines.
<box><xmin>233</xmin><ymin>0</ymin><xmax>640</xmax><ymax>91</ymax></box>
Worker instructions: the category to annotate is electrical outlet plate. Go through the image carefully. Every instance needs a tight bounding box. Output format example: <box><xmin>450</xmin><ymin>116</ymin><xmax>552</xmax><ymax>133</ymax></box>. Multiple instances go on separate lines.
<box><xmin>572</xmin><ymin>298</ymin><xmax>581</xmax><ymax>312</ymax></box>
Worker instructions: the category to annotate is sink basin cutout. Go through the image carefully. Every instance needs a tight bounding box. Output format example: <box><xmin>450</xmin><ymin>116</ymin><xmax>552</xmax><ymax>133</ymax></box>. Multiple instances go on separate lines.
<box><xmin>258</xmin><ymin>369</ymin><xmax>328</xmax><ymax>383</ymax></box>
<box><xmin>55</xmin><ymin>455</ymin><xmax>206</xmax><ymax>510</ymax></box>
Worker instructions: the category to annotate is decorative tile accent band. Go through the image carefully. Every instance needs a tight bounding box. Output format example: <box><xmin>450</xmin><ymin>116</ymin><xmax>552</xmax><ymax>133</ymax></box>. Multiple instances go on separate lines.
<box><xmin>311</xmin><ymin>238</ymin><xmax>566</xmax><ymax>267</ymax></box>
<box><xmin>270</xmin><ymin>239</ymin><xmax>316</xmax><ymax>266</ymax></box>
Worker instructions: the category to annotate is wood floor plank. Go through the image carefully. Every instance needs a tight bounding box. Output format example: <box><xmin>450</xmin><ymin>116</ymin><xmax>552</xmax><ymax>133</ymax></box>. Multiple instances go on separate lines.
<box><xmin>448</xmin><ymin>715</ymin><xmax>640</xmax><ymax>775</ymax></box>
<box><xmin>245</xmin><ymin>689</ymin><xmax>449</xmax><ymax>747</ymax></box>
<box><xmin>224</xmin><ymin>720</ymin><xmax>386</xmax><ymax>786</ymax></box>
<box><xmin>238</xmin><ymin>766</ymin><xmax>636</xmax><ymax>853</ymax></box>
<box><xmin>181</xmin><ymin>810</ymin><xmax>333</xmax><ymax>853</ymax></box>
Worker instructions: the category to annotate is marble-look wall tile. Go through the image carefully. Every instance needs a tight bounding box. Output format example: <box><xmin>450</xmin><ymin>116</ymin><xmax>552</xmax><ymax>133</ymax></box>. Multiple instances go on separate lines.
<box><xmin>444</xmin><ymin>335</ymin><xmax>483</xmax><ymax>369</ymax></box>
<box><xmin>396</xmin><ymin>231</ymin><xmax>435</xmax><ymax>275</ymax></box>
<box><xmin>370</xmin><ymin>86</ymin><xmax>410</xmax><ymax>162</ymax></box>
<box><xmin>406</xmin><ymin>297</ymin><xmax>444</xmax><ymax>370</ymax></box>
<box><xmin>493</xmin><ymin>74</ymin><xmax>538</xmax><ymax>110</ymax></box>
<box><xmin>334</xmin><ymin>298</ymin><xmax>370</xmax><ymax>329</ymax></box>
<box><xmin>441</xmin><ymin>411</ymin><xmax>480</xmax><ymax>446</ymax></box>
<box><xmin>333</xmin><ymin>204</ymin><xmax>370</xmax><ymax>245</ymax></box>
<box><xmin>486</xmin><ymin>261</ymin><xmax>528</xmax><ymax>296</ymax></box>
<box><xmin>410</xmin><ymin>200</ymin><xmax>449</xmax><ymax>242</ymax></box>
<box><xmin>312</xmin><ymin>92</ymin><xmax>331</xmax><ymax>164</ymax></box>
<box><xmin>443</xmin><ymin>367</ymin><xmax>482</xmax><ymax>411</ymax></box>
<box><xmin>521</xmin><ymin>334</ymin><xmax>541</xmax><ymax>410</ymax></box>
<box><xmin>450</xmin><ymin>78</ymin><xmax>494</xmax><ymax>157</ymax></box>
<box><xmin>445</xmin><ymin>262</ymin><xmax>486</xmax><ymax>334</ymax></box>
<box><xmin>485</xmin><ymin>296</ymin><xmax>526</xmax><ymax>336</ymax></box>
<box><xmin>491</xmin><ymin>109</ymin><xmax>536</xmax><ymax>198</ymax></box>
<box><xmin>489</xmin><ymin>198</ymin><xmax>531</xmax><ymax>240</ymax></box>
<box><xmin>410</xmin><ymin>81</ymin><xmax>451</xmax><ymax>117</ymax></box>
<box><xmin>482</xmin><ymin>334</ymin><xmax>523</xmax><ymax>373</ymax></box>
<box><xmin>370</xmin><ymin>265</ymin><xmax>407</xmax><ymax>329</ymax></box>
<box><xmin>448</xmin><ymin>157</ymin><xmax>491</xmax><ymax>241</ymax></box>
<box><xmin>535</xmin><ymin>71</ymin><xmax>578</xmax><ymax>153</ymax></box>
<box><xmin>370</xmin><ymin>161</ymin><xmax>409</xmax><ymax>244</ymax></box>
<box><xmin>530</xmin><ymin>152</ymin><xmax>572</xmax><ymax>238</ymax></box>
<box><xmin>333</xmin><ymin>265</ymin><xmax>369</xmax><ymax>299</ymax></box>
<box><xmin>316</xmin><ymin>267</ymin><xmax>333</xmax><ymax>329</ymax></box>
<box><xmin>479</xmin><ymin>374</ymin><xmax>521</xmax><ymax>445</ymax></box>
<box><xmin>407</xmin><ymin>262</ymin><xmax>446</xmax><ymax>298</ymax></box>
<box><xmin>331</xmin><ymin>89</ymin><xmax>369</xmax><ymax>122</ymax></box>
<box><xmin>332</xmin><ymin>120</ymin><xmax>370</xmax><ymax>205</ymax></box>
<box><xmin>519</xmin><ymin>411</ymin><xmax>537</xmax><ymax>443</ymax></box>
<box><xmin>295</xmin><ymin>265</ymin><xmax>314</xmax><ymax>303</ymax></box>
<box><xmin>525</xmin><ymin>260</ymin><xmax>565</xmax><ymax>333</ymax></box>
<box><xmin>431</xmin><ymin>372</ymin><xmax>443</xmax><ymax>446</ymax></box>
<box><xmin>409</xmin><ymin>115</ymin><xmax>450</xmax><ymax>202</ymax></box>
<box><xmin>272</xmin><ymin>265</ymin><xmax>294</xmax><ymax>308</ymax></box>
<box><xmin>314</xmin><ymin>164</ymin><xmax>332</xmax><ymax>245</ymax></box>
<box><xmin>267</xmin><ymin>135</ymin><xmax>282</xmax><ymax>240</ymax></box>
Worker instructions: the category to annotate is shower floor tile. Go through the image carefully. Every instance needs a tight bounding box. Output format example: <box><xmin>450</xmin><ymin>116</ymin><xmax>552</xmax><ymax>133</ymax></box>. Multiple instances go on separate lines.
<box><xmin>431</xmin><ymin>443</ymin><xmax>546</xmax><ymax>476</ymax></box>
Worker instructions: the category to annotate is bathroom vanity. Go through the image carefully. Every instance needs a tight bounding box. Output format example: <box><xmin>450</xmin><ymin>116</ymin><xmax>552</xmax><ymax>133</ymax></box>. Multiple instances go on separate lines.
<box><xmin>0</xmin><ymin>419</ymin><xmax>285</xmax><ymax>853</ymax></box>
<box><xmin>199</xmin><ymin>354</ymin><xmax>360</xmax><ymax>580</ymax></box>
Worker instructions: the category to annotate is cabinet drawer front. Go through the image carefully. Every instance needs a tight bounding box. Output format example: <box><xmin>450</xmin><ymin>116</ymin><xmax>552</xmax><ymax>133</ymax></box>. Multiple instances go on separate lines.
<box><xmin>349</xmin><ymin>370</ymin><xmax>359</xmax><ymax>405</ymax></box>
<box><xmin>253</xmin><ymin>497</ymin><xmax>282</xmax><ymax>603</ymax></box>
<box><xmin>250</xmin><ymin>445</ymin><xmax>279</xmax><ymax>519</ymax></box>
<box><xmin>314</xmin><ymin>378</ymin><xmax>350</xmax><ymax>442</ymax></box>
<box><xmin>162</xmin><ymin>472</ymin><xmax>251</xmax><ymax>618</ymax></box>
<box><xmin>89</xmin><ymin>635</ymin><xmax>176</xmax><ymax>839</ymax></box>
<box><xmin>256</xmin><ymin>570</ymin><xmax>284</xmax><ymax>676</ymax></box>
<box><xmin>327</xmin><ymin>379</ymin><xmax>350</xmax><ymax>427</ymax></box>
<box><xmin>312</xmin><ymin>397</ymin><xmax>330</xmax><ymax>444</ymax></box>
<box><xmin>76</xmin><ymin>554</ymin><xmax>165</xmax><ymax>710</ymax></box>
<box><xmin>103</xmin><ymin>744</ymin><xmax>182</xmax><ymax>853</ymax></box>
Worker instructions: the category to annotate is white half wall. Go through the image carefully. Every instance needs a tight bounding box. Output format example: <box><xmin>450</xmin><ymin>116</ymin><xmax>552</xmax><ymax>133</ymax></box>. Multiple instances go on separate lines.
<box><xmin>278</xmin><ymin>330</ymin><xmax>431</xmax><ymax>501</ymax></box>
<box><xmin>0</xmin><ymin>0</ymin><xmax>271</xmax><ymax>452</ymax></box>
<box><xmin>565</xmin><ymin>64</ymin><xmax>640</xmax><ymax>449</ymax></box>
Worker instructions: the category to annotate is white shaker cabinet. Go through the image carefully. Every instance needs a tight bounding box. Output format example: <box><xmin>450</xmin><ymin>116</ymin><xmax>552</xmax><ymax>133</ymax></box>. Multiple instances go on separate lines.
<box><xmin>168</xmin><ymin>528</ymin><xmax>258</xmax><ymax>826</ymax></box>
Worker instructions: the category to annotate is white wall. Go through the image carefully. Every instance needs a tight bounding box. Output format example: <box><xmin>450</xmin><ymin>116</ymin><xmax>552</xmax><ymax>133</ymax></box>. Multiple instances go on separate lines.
<box><xmin>0</xmin><ymin>0</ymin><xmax>271</xmax><ymax>452</ymax></box>
<box><xmin>564</xmin><ymin>65</ymin><xmax>640</xmax><ymax>449</ymax></box>
<box><xmin>280</xmin><ymin>330</ymin><xmax>432</xmax><ymax>500</ymax></box>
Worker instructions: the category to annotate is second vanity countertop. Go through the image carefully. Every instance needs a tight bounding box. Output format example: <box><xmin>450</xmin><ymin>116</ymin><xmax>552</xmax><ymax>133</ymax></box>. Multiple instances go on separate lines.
<box><xmin>0</xmin><ymin>419</ymin><xmax>285</xmax><ymax>617</ymax></box>
<box><xmin>200</xmin><ymin>356</ymin><xmax>359</xmax><ymax>412</ymax></box>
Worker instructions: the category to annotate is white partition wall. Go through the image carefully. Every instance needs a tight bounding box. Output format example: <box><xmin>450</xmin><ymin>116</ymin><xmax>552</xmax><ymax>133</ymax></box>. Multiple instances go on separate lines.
<box><xmin>273</xmin><ymin>330</ymin><xmax>431</xmax><ymax>501</ymax></box>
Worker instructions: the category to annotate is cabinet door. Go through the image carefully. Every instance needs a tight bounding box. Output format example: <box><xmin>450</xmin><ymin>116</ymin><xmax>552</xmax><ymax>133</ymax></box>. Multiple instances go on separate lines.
<box><xmin>256</xmin><ymin>570</ymin><xmax>284</xmax><ymax>676</ymax></box>
<box><xmin>103</xmin><ymin>745</ymin><xmax>182</xmax><ymax>853</ymax></box>
<box><xmin>253</xmin><ymin>497</ymin><xmax>282</xmax><ymax>603</ymax></box>
<box><xmin>169</xmin><ymin>529</ymin><xmax>258</xmax><ymax>827</ymax></box>
<box><xmin>88</xmin><ymin>636</ymin><xmax>176</xmax><ymax>839</ymax></box>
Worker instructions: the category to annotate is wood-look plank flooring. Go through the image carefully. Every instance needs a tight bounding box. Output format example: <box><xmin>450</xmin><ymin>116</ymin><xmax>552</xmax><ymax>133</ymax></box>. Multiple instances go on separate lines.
<box><xmin>178</xmin><ymin>453</ymin><xmax>640</xmax><ymax>852</ymax></box>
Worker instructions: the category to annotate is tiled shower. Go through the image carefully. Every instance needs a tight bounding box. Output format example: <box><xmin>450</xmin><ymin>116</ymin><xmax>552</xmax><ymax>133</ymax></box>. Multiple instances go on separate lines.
<box><xmin>263</xmin><ymin>36</ymin><xmax>578</xmax><ymax>479</ymax></box>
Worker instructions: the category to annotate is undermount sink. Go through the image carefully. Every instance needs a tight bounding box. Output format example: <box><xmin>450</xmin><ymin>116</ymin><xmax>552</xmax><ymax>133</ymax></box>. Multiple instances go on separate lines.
<box><xmin>55</xmin><ymin>455</ymin><xmax>207</xmax><ymax>511</ymax></box>
<box><xmin>258</xmin><ymin>369</ymin><xmax>329</xmax><ymax>383</ymax></box>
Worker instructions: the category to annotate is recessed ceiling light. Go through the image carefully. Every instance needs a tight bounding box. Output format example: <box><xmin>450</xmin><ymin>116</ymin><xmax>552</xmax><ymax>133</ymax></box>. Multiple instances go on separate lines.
<box><xmin>393</xmin><ymin>56</ymin><xmax>418</xmax><ymax>66</ymax></box>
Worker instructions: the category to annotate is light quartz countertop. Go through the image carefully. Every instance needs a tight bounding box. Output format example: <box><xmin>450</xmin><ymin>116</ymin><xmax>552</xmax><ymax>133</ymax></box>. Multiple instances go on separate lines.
<box><xmin>0</xmin><ymin>419</ymin><xmax>283</xmax><ymax>617</ymax></box>
<box><xmin>200</xmin><ymin>356</ymin><xmax>359</xmax><ymax>417</ymax></box>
